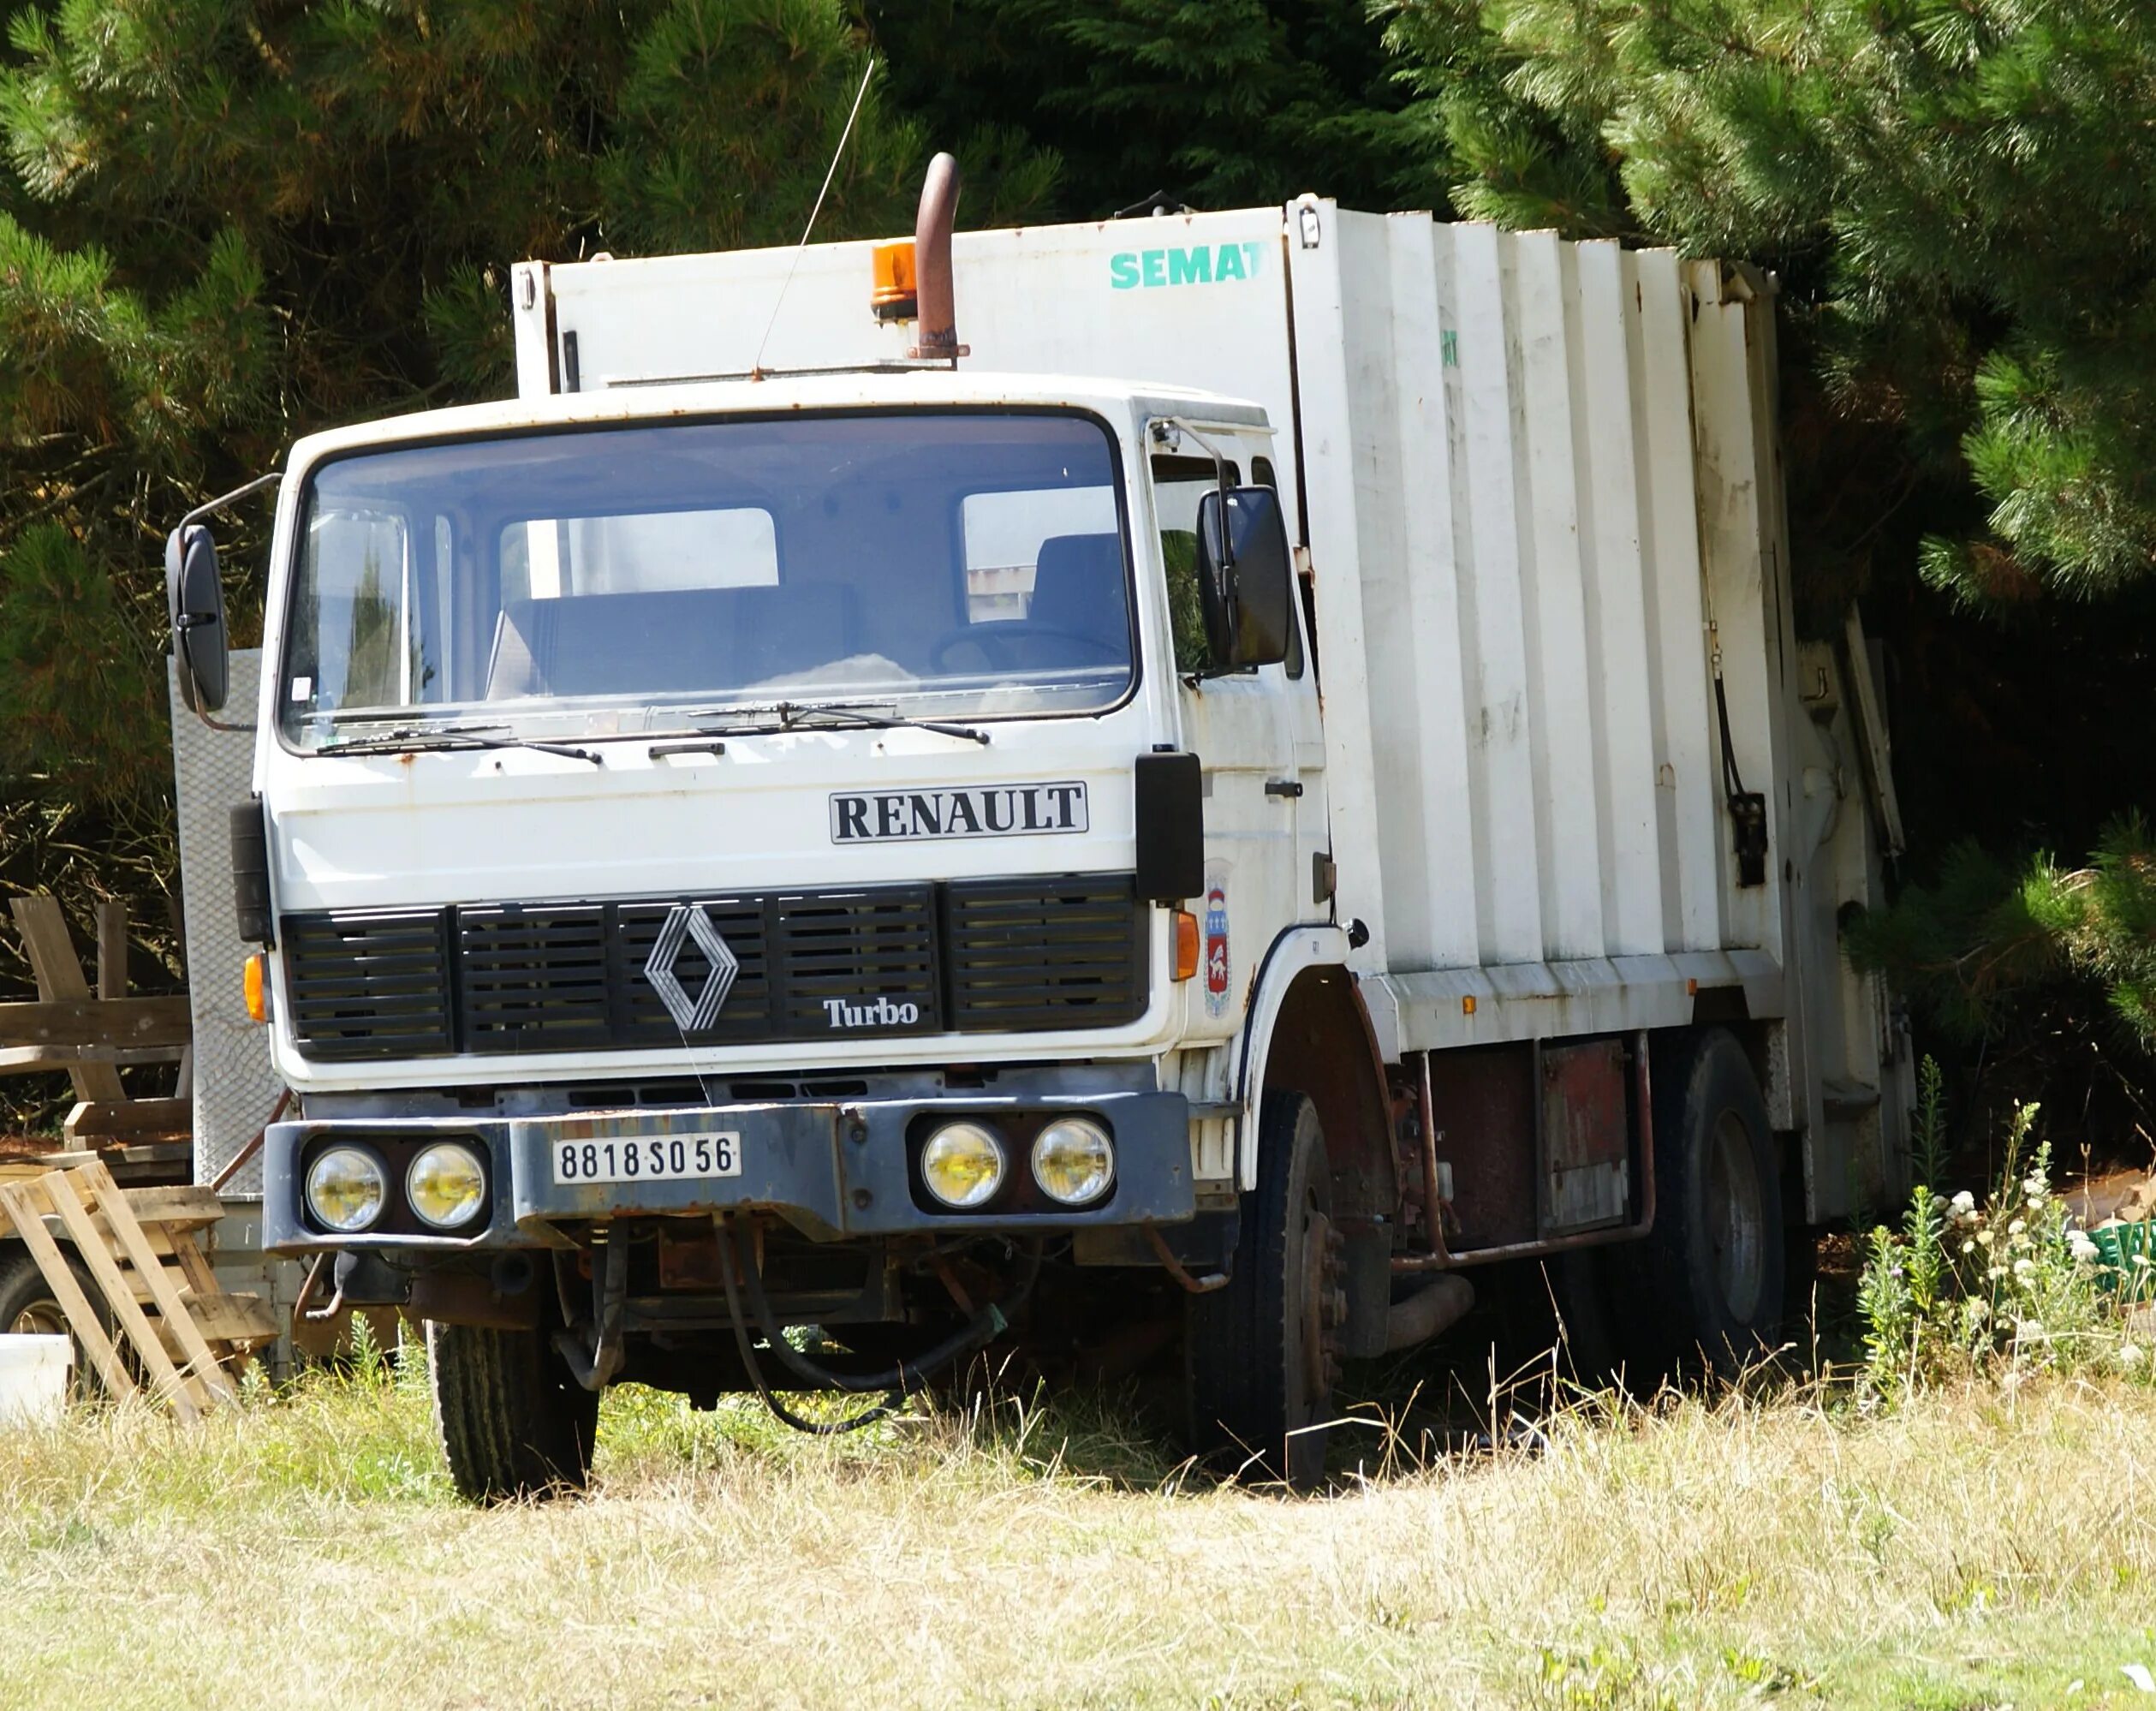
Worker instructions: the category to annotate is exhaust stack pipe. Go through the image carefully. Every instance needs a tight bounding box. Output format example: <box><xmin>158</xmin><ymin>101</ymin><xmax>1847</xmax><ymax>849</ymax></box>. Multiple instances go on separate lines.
<box><xmin>909</xmin><ymin>152</ymin><xmax>968</xmax><ymax>361</ymax></box>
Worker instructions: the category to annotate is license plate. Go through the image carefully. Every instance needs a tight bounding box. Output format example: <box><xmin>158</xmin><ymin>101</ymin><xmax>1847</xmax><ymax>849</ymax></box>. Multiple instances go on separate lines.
<box><xmin>551</xmin><ymin>1130</ymin><xmax>741</xmax><ymax>1185</ymax></box>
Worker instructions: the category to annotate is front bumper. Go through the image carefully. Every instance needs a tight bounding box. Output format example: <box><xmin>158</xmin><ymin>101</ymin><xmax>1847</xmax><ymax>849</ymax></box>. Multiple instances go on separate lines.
<box><xmin>260</xmin><ymin>1088</ymin><xmax>1195</xmax><ymax>1255</ymax></box>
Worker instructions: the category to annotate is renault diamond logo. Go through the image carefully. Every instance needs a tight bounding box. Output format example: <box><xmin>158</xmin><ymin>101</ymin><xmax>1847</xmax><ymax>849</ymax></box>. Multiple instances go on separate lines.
<box><xmin>643</xmin><ymin>903</ymin><xmax>739</xmax><ymax>1033</ymax></box>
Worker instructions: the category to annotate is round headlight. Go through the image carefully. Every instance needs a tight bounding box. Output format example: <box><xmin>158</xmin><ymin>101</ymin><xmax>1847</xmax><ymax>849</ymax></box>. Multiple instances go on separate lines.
<box><xmin>1031</xmin><ymin>1117</ymin><xmax>1116</xmax><ymax>1207</ymax></box>
<box><xmin>407</xmin><ymin>1142</ymin><xmax>488</xmax><ymax>1231</ymax></box>
<box><xmin>920</xmin><ymin>1121</ymin><xmax>1007</xmax><ymax>1210</ymax></box>
<box><xmin>305</xmin><ymin>1146</ymin><xmax>387</xmax><ymax>1233</ymax></box>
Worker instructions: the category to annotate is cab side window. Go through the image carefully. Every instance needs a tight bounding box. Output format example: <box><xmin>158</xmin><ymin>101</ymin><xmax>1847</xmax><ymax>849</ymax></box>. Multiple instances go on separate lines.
<box><xmin>1150</xmin><ymin>455</ymin><xmax>1239</xmax><ymax>676</ymax></box>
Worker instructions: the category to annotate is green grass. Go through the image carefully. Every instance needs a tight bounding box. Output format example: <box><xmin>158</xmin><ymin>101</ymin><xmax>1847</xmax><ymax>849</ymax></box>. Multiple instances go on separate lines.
<box><xmin>2</xmin><ymin>1357</ymin><xmax>2154</xmax><ymax>1708</ymax></box>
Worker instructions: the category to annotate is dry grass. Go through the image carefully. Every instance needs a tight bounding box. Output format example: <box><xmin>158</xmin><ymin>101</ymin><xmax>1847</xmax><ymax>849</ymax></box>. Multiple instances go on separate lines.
<box><xmin>2</xmin><ymin>1362</ymin><xmax>2153</xmax><ymax>1709</ymax></box>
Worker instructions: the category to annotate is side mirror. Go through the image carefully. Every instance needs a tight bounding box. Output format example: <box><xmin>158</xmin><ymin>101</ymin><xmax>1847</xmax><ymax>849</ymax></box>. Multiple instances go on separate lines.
<box><xmin>1194</xmin><ymin>486</ymin><xmax>1293</xmax><ymax>671</ymax></box>
<box><xmin>166</xmin><ymin>522</ymin><xmax>229</xmax><ymax>714</ymax></box>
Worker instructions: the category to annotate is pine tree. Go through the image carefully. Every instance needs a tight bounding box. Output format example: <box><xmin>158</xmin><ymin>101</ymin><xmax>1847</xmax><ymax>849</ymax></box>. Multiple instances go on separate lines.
<box><xmin>855</xmin><ymin>0</ymin><xmax>1425</xmax><ymax>217</ymax></box>
<box><xmin>1385</xmin><ymin>0</ymin><xmax>2156</xmax><ymax>607</ymax></box>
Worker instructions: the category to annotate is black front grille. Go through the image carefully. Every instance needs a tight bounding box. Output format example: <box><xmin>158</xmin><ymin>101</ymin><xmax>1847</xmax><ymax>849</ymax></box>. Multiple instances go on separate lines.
<box><xmin>283</xmin><ymin>909</ymin><xmax>453</xmax><ymax>1059</ymax></box>
<box><xmin>460</xmin><ymin>906</ymin><xmax>611</xmax><ymax>1053</ymax></box>
<box><xmin>945</xmin><ymin>877</ymin><xmax>1147</xmax><ymax>1030</ymax></box>
<box><xmin>774</xmin><ymin>887</ymin><xmax>940</xmax><ymax>1034</ymax></box>
<box><xmin>283</xmin><ymin>875</ymin><xmax>1145</xmax><ymax>1062</ymax></box>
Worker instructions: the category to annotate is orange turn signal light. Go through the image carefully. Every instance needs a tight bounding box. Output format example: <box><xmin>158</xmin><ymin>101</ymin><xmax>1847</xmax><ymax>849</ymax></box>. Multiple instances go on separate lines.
<box><xmin>1461</xmin><ymin>993</ymin><xmax>1477</xmax><ymax>1016</ymax></box>
<box><xmin>243</xmin><ymin>951</ymin><xmax>268</xmax><ymax>1023</ymax></box>
<box><xmin>871</xmin><ymin>241</ymin><xmax>918</xmax><ymax>321</ymax></box>
<box><xmin>1173</xmin><ymin>910</ymin><xmax>1200</xmax><ymax>982</ymax></box>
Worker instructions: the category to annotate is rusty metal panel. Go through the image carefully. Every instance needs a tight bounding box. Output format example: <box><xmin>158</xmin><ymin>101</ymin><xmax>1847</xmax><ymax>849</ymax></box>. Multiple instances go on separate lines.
<box><xmin>1425</xmin><ymin>1044</ymin><xmax>1537</xmax><ymax>1249</ymax></box>
<box><xmin>1540</xmin><ymin>1038</ymin><xmax>1629</xmax><ymax>1234</ymax></box>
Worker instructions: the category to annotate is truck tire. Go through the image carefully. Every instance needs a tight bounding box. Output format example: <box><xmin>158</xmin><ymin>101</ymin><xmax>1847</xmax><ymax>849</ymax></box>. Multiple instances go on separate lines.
<box><xmin>1623</xmin><ymin>1028</ymin><xmax>1784</xmax><ymax>1379</ymax></box>
<box><xmin>428</xmin><ymin>1319</ymin><xmax>599</xmax><ymax>1502</ymax></box>
<box><xmin>1186</xmin><ymin>1092</ymin><xmax>1343</xmax><ymax>1490</ymax></box>
<box><xmin>0</xmin><ymin>1249</ymin><xmax>113</xmax><ymax>1398</ymax></box>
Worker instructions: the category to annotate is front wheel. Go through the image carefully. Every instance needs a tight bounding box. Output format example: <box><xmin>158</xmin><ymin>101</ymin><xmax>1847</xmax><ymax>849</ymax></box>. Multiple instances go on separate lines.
<box><xmin>1185</xmin><ymin>1092</ymin><xmax>1344</xmax><ymax>1490</ymax></box>
<box><xmin>428</xmin><ymin>1320</ymin><xmax>599</xmax><ymax>1502</ymax></box>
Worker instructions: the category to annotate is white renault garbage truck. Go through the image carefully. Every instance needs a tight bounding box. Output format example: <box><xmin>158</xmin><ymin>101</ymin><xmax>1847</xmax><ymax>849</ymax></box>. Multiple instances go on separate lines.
<box><xmin>167</xmin><ymin>158</ymin><xmax>1909</xmax><ymax>1493</ymax></box>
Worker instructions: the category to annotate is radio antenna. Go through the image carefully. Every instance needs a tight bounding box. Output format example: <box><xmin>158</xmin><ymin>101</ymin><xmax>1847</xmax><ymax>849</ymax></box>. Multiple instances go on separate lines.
<box><xmin>751</xmin><ymin>56</ymin><xmax>878</xmax><ymax>379</ymax></box>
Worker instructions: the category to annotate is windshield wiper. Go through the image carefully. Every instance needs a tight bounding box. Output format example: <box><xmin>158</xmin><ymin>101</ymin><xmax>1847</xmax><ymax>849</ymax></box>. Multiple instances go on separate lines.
<box><xmin>684</xmin><ymin>700</ymin><xmax>992</xmax><ymax>746</ymax></box>
<box><xmin>315</xmin><ymin>722</ymin><xmax>604</xmax><ymax>765</ymax></box>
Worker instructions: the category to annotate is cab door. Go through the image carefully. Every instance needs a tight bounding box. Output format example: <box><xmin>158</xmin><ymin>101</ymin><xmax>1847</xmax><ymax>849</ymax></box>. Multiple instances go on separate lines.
<box><xmin>1152</xmin><ymin>447</ymin><xmax>1299</xmax><ymax>1041</ymax></box>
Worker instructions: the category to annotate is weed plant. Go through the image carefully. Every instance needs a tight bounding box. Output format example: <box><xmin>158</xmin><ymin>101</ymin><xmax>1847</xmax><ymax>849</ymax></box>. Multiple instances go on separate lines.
<box><xmin>1858</xmin><ymin>1064</ymin><xmax>2154</xmax><ymax>1399</ymax></box>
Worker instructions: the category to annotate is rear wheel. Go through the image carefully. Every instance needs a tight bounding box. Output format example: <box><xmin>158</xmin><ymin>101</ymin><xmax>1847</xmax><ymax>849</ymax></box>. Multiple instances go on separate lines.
<box><xmin>1186</xmin><ymin>1092</ymin><xmax>1343</xmax><ymax>1490</ymax></box>
<box><xmin>0</xmin><ymin>1249</ymin><xmax>112</xmax><ymax>1399</ymax></box>
<box><xmin>1619</xmin><ymin>1028</ymin><xmax>1784</xmax><ymax>1379</ymax></box>
<box><xmin>428</xmin><ymin>1320</ymin><xmax>599</xmax><ymax>1502</ymax></box>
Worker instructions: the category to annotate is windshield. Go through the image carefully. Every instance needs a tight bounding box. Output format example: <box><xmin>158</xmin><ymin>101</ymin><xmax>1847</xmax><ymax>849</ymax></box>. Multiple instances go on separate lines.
<box><xmin>278</xmin><ymin>410</ymin><xmax>1134</xmax><ymax>749</ymax></box>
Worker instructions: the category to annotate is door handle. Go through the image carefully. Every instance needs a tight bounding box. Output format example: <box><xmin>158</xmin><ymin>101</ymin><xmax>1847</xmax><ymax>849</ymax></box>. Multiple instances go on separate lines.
<box><xmin>1265</xmin><ymin>779</ymin><xmax>1303</xmax><ymax>799</ymax></box>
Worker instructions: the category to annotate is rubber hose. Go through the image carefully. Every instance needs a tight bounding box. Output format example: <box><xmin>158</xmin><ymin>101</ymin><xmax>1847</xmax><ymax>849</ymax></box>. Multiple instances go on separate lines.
<box><xmin>715</xmin><ymin>1216</ymin><xmax>1040</xmax><ymax>1394</ymax></box>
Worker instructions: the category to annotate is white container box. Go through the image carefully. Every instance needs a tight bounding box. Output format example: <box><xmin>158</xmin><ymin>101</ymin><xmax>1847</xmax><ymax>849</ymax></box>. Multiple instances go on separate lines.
<box><xmin>0</xmin><ymin>1334</ymin><xmax>72</xmax><ymax>1426</ymax></box>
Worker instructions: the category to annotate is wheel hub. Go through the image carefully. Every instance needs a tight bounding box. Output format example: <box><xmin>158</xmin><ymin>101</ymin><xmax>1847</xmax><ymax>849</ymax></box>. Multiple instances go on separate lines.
<box><xmin>1706</xmin><ymin>1110</ymin><xmax>1766</xmax><ymax>1323</ymax></box>
<box><xmin>1301</xmin><ymin>1210</ymin><xmax>1349</xmax><ymax>1403</ymax></box>
<box><xmin>8</xmin><ymin>1297</ymin><xmax>68</xmax><ymax>1338</ymax></box>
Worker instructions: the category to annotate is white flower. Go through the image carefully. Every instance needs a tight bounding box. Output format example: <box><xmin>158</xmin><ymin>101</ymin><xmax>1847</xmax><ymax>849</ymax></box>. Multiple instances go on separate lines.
<box><xmin>1962</xmin><ymin>1240</ymin><xmax>1978</xmax><ymax>1256</ymax></box>
<box><xmin>2013</xmin><ymin>1258</ymin><xmax>2036</xmax><ymax>1278</ymax></box>
<box><xmin>2014</xmin><ymin>1318</ymin><xmax>2047</xmax><ymax>1344</ymax></box>
<box><xmin>2120</xmin><ymin>1344</ymin><xmax>2146</xmax><ymax>1368</ymax></box>
<box><xmin>1987</xmin><ymin>1265</ymin><xmax>2008</xmax><ymax>1280</ymax></box>
<box><xmin>2068</xmin><ymin>1231</ymin><xmax>2101</xmax><ymax>1265</ymax></box>
<box><xmin>2022</xmin><ymin>1172</ymin><xmax>2046</xmax><ymax>1198</ymax></box>
<box><xmin>1977</xmin><ymin>1230</ymin><xmax>1995</xmax><ymax>1248</ymax></box>
<box><xmin>2009</xmin><ymin>1218</ymin><xmax>2027</xmax><ymax>1237</ymax></box>
<box><xmin>1951</xmin><ymin>1190</ymin><xmax>1976</xmax><ymax>1216</ymax></box>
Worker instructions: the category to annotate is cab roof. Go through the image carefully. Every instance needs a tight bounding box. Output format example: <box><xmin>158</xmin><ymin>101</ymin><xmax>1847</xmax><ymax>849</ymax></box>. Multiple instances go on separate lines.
<box><xmin>287</xmin><ymin>369</ymin><xmax>1272</xmax><ymax>470</ymax></box>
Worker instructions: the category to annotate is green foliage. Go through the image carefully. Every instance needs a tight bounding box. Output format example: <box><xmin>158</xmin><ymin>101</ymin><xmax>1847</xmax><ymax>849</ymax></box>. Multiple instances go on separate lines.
<box><xmin>1849</xmin><ymin>819</ymin><xmax>2156</xmax><ymax>1054</ymax></box>
<box><xmin>1909</xmin><ymin>1057</ymin><xmax>1947</xmax><ymax>1190</ymax></box>
<box><xmin>855</xmin><ymin>0</ymin><xmax>1426</xmax><ymax>216</ymax></box>
<box><xmin>1383</xmin><ymin>0</ymin><xmax>2156</xmax><ymax>605</ymax></box>
<box><xmin>1857</xmin><ymin>1089</ymin><xmax>2151</xmax><ymax>1399</ymax></box>
<box><xmin>0</xmin><ymin>523</ymin><xmax>166</xmax><ymax>799</ymax></box>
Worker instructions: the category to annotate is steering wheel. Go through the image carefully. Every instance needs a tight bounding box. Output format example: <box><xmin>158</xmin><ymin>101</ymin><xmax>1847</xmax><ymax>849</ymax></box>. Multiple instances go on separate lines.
<box><xmin>930</xmin><ymin>623</ymin><xmax>1127</xmax><ymax>673</ymax></box>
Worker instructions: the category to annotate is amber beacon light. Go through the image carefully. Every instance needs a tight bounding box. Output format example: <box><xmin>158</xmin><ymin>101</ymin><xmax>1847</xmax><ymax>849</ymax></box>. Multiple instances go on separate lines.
<box><xmin>871</xmin><ymin>240</ymin><xmax>917</xmax><ymax>321</ymax></box>
<box><xmin>243</xmin><ymin>951</ymin><xmax>268</xmax><ymax>1022</ymax></box>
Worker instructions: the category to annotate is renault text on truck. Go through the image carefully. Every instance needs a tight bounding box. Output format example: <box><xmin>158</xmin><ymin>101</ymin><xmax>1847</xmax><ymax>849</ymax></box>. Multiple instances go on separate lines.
<box><xmin>167</xmin><ymin>160</ymin><xmax>1911</xmax><ymax>1494</ymax></box>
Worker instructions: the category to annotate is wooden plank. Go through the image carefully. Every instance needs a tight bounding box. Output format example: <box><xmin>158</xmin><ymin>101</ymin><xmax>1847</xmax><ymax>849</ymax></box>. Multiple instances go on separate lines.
<box><xmin>39</xmin><ymin>1170</ymin><xmax>205</xmax><ymax>1421</ymax></box>
<box><xmin>0</xmin><ymin>1044</ymin><xmax>188</xmax><ymax>1076</ymax></box>
<box><xmin>165</xmin><ymin>1225</ymin><xmax>223</xmax><ymax>1297</ymax></box>
<box><xmin>0</xmin><ymin>1181</ymin><xmax>140</xmax><ymax>1402</ymax></box>
<box><xmin>183</xmin><ymin>1292</ymin><xmax>279</xmax><ymax>1344</ymax></box>
<box><xmin>63</xmin><ymin>1097</ymin><xmax>191</xmax><ymax>1142</ymax></box>
<box><xmin>93</xmin><ymin>1219</ymin><xmax>181</xmax><ymax>1260</ymax></box>
<box><xmin>96</xmin><ymin>900</ymin><xmax>127</xmax><ymax>1003</ymax></box>
<box><xmin>0</xmin><ymin>995</ymin><xmax>194</xmax><ymax>1050</ymax></box>
<box><xmin>9</xmin><ymin>897</ymin><xmax>126</xmax><ymax>1103</ymax></box>
<box><xmin>114</xmin><ymin>1183</ymin><xmax>225</xmax><ymax>1231</ymax></box>
<box><xmin>75</xmin><ymin>1161</ymin><xmax>236</xmax><ymax>1406</ymax></box>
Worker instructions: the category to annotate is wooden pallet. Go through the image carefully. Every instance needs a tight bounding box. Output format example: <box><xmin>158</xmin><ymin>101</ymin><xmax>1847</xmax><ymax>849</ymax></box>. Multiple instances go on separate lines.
<box><xmin>0</xmin><ymin>1160</ymin><xmax>277</xmax><ymax>1420</ymax></box>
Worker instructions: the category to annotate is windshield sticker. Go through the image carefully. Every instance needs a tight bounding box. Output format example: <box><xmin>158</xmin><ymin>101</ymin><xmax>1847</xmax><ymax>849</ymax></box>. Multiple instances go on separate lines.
<box><xmin>1110</xmin><ymin>242</ymin><xmax>1266</xmax><ymax>291</ymax></box>
<box><xmin>829</xmin><ymin>783</ymin><xmax>1088</xmax><ymax>844</ymax></box>
<box><xmin>1203</xmin><ymin>860</ymin><xmax>1231</xmax><ymax>1019</ymax></box>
